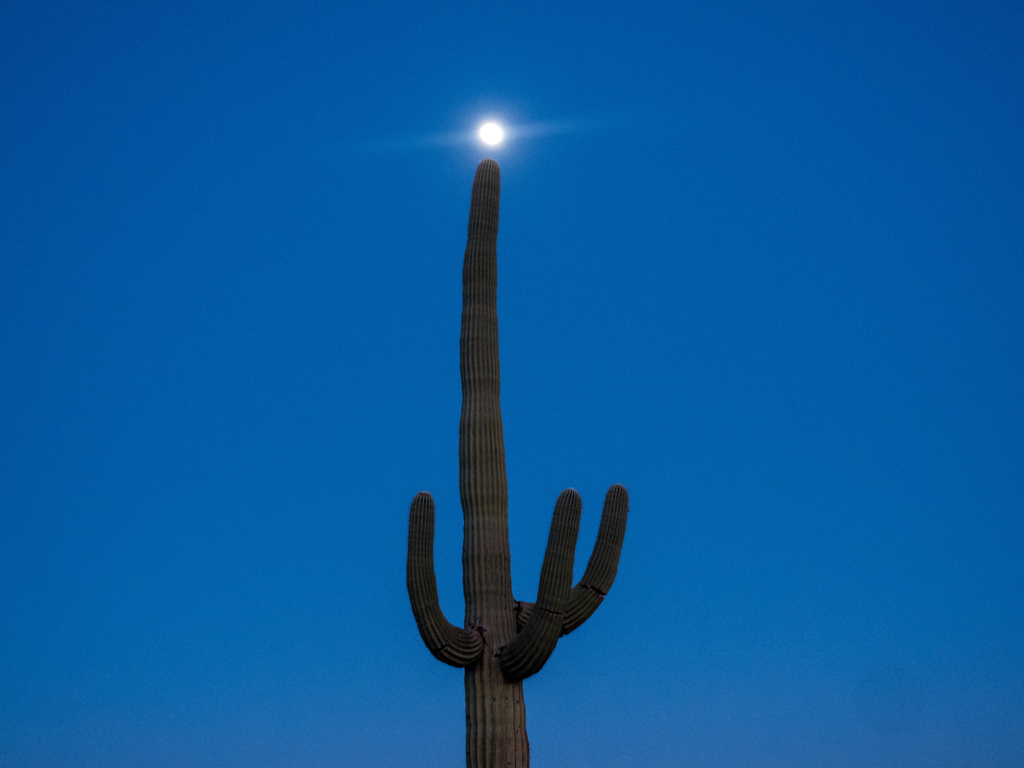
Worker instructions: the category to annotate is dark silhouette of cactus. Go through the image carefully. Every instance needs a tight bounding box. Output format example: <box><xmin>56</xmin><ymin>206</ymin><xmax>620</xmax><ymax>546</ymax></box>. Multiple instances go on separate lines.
<box><xmin>407</xmin><ymin>159</ymin><xmax>629</xmax><ymax>768</ymax></box>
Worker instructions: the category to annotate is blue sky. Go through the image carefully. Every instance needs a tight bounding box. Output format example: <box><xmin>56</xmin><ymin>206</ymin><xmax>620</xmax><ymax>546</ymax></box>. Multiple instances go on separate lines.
<box><xmin>2</xmin><ymin>1</ymin><xmax>1022</xmax><ymax>765</ymax></box>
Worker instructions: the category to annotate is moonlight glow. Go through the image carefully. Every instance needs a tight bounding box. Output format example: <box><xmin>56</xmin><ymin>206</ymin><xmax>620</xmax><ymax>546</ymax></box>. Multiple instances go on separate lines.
<box><xmin>478</xmin><ymin>122</ymin><xmax>504</xmax><ymax>145</ymax></box>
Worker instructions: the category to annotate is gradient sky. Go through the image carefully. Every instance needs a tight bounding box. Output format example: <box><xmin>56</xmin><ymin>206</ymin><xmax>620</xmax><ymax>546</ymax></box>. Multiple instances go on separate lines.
<box><xmin>2</xmin><ymin>1</ymin><xmax>1022</xmax><ymax>766</ymax></box>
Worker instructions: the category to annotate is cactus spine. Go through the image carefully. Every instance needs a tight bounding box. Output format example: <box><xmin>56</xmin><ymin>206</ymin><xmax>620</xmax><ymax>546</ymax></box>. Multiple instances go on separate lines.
<box><xmin>407</xmin><ymin>159</ymin><xmax>629</xmax><ymax>768</ymax></box>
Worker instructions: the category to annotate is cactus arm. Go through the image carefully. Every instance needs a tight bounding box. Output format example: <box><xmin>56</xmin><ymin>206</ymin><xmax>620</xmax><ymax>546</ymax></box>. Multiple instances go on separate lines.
<box><xmin>512</xmin><ymin>485</ymin><xmax>629</xmax><ymax>635</ymax></box>
<box><xmin>561</xmin><ymin>484</ymin><xmax>629</xmax><ymax>634</ymax></box>
<box><xmin>407</xmin><ymin>492</ymin><xmax>484</xmax><ymax>667</ymax></box>
<box><xmin>499</xmin><ymin>489</ymin><xmax>582</xmax><ymax>680</ymax></box>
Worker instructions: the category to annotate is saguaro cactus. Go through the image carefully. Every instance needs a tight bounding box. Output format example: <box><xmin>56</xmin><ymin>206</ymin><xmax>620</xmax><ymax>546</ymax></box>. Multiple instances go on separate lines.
<box><xmin>407</xmin><ymin>159</ymin><xmax>629</xmax><ymax>768</ymax></box>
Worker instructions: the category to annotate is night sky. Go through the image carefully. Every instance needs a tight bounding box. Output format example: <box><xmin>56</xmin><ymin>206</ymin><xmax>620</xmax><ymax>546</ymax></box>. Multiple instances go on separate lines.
<box><xmin>2</xmin><ymin>1</ymin><xmax>1022</xmax><ymax>766</ymax></box>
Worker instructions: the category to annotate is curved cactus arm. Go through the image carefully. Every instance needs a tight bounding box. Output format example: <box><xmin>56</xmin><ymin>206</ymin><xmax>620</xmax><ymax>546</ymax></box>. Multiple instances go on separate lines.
<box><xmin>407</xmin><ymin>492</ymin><xmax>484</xmax><ymax>667</ymax></box>
<box><xmin>500</xmin><ymin>489</ymin><xmax>582</xmax><ymax>680</ymax></box>
<box><xmin>561</xmin><ymin>484</ymin><xmax>629</xmax><ymax>634</ymax></box>
<box><xmin>513</xmin><ymin>485</ymin><xmax>629</xmax><ymax>635</ymax></box>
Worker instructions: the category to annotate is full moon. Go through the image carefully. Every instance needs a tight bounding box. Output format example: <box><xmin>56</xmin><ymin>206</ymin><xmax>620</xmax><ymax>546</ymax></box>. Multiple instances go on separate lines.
<box><xmin>478</xmin><ymin>122</ymin><xmax>504</xmax><ymax>145</ymax></box>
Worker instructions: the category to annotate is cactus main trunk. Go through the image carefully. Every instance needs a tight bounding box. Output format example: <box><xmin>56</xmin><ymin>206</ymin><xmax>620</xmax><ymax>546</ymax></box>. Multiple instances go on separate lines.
<box><xmin>459</xmin><ymin>159</ymin><xmax>528</xmax><ymax>766</ymax></box>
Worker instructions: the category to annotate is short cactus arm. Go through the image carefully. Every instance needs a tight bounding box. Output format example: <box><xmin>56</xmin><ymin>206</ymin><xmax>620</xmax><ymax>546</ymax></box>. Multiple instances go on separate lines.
<box><xmin>407</xmin><ymin>492</ymin><xmax>484</xmax><ymax>667</ymax></box>
<box><xmin>514</xmin><ymin>484</ymin><xmax>629</xmax><ymax>634</ymax></box>
<box><xmin>563</xmin><ymin>483</ymin><xmax>629</xmax><ymax>633</ymax></box>
<box><xmin>500</xmin><ymin>489</ymin><xmax>582</xmax><ymax>680</ymax></box>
